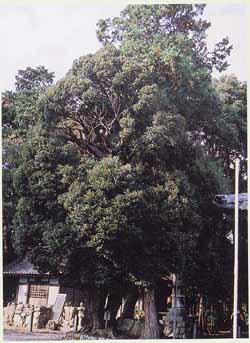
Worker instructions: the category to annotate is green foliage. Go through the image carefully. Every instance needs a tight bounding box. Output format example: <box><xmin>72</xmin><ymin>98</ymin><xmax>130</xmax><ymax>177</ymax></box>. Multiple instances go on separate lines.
<box><xmin>58</xmin><ymin>155</ymin><xmax>204</xmax><ymax>287</ymax></box>
<box><xmin>2</xmin><ymin>68</ymin><xmax>53</xmax><ymax>141</ymax></box>
<box><xmin>44</xmin><ymin>45</ymin><xmax>165</xmax><ymax>158</ymax></box>
<box><xmin>97</xmin><ymin>4</ymin><xmax>232</xmax><ymax>72</ymax></box>
<box><xmin>97</xmin><ymin>4</ymin><xmax>232</xmax><ymax>130</ymax></box>
<box><xmin>2</xmin><ymin>66</ymin><xmax>55</xmax><ymax>262</ymax></box>
<box><xmin>213</xmin><ymin>76</ymin><xmax>247</xmax><ymax>187</ymax></box>
<box><xmin>3</xmin><ymin>5</ymin><xmax>246</xmax><ymax>306</ymax></box>
<box><xmin>44</xmin><ymin>5</ymin><xmax>235</xmax><ymax>167</ymax></box>
<box><xmin>15</xmin><ymin>66</ymin><xmax>54</xmax><ymax>91</ymax></box>
<box><xmin>12</xmin><ymin>128</ymin><xmax>80</xmax><ymax>257</ymax></box>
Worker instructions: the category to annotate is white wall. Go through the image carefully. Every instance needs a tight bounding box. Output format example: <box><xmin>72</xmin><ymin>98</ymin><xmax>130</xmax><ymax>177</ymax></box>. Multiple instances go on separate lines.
<box><xmin>17</xmin><ymin>277</ymin><xmax>28</xmax><ymax>304</ymax></box>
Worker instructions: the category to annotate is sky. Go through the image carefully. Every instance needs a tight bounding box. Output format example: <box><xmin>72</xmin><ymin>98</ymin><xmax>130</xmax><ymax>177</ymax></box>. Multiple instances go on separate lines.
<box><xmin>0</xmin><ymin>1</ymin><xmax>248</xmax><ymax>91</ymax></box>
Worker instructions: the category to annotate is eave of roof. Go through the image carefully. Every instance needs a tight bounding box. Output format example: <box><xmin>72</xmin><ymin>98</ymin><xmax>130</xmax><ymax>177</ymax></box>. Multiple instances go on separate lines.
<box><xmin>3</xmin><ymin>259</ymin><xmax>49</xmax><ymax>276</ymax></box>
<box><xmin>213</xmin><ymin>193</ymin><xmax>248</xmax><ymax>211</ymax></box>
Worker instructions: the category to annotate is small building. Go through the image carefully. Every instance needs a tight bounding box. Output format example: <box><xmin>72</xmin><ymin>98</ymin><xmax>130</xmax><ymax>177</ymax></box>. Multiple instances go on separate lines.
<box><xmin>3</xmin><ymin>258</ymin><xmax>84</xmax><ymax>307</ymax></box>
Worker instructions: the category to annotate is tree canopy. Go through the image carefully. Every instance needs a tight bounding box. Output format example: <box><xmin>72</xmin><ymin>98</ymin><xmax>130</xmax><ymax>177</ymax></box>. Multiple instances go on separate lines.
<box><xmin>2</xmin><ymin>4</ymin><xmax>247</xmax><ymax>339</ymax></box>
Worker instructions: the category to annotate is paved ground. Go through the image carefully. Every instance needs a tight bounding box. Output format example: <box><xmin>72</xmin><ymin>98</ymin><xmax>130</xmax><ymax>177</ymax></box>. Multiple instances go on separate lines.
<box><xmin>4</xmin><ymin>330</ymin><xmax>66</xmax><ymax>341</ymax></box>
<box><xmin>4</xmin><ymin>329</ymin><xmax>249</xmax><ymax>340</ymax></box>
<box><xmin>3</xmin><ymin>330</ymin><xmax>109</xmax><ymax>341</ymax></box>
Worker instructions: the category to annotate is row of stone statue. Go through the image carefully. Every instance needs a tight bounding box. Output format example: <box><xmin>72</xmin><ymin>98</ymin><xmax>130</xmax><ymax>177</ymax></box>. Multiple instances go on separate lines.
<box><xmin>3</xmin><ymin>301</ymin><xmax>87</xmax><ymax>332</ymax></box>
<box><xmin>4</xmin><ymin>302</ymin><xmax>51</xmax><ymax>329</ymax></box>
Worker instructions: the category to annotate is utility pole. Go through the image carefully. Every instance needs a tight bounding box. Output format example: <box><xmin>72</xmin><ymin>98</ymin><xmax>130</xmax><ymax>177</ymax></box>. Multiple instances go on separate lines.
<box><xmin>233</xmin><ymin>158</ymin><xmax>240</xmax><ymax>339</ymax></box>
<box><xmin>248</xmin><ymin>156</ymin><xmax>250</xmax><ymax>339</ymax></box>
<box><xmin>172</xmin><ymin>273</ymin><xmax>177</xmax><ymax>339</ymax></box>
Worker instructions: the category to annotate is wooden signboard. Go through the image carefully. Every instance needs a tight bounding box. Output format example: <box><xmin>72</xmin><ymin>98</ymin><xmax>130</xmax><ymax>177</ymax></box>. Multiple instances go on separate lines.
<box><xmin>51</xmin><ymin>293</ymin><xmax>67</xmax><ymax>321</ymax></box>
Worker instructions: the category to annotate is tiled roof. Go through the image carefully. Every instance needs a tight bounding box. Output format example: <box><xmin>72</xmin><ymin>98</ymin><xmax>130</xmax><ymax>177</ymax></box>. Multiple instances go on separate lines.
<box><xmin>3</xmin><ymin>259</ymin><xmax>49</xmax><ymax>275</ymax></box>
<box><xmin>213</xmin><ymin>193</ymin><xmax>248</xmax><ymax>211</ymax></box>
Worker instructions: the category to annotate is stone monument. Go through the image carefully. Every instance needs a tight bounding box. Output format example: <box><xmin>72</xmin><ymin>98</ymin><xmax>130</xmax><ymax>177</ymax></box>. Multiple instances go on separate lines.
<box><xmin>51</xmin><ymin>294</ymin><xmax>67</xmax><ymax>322</ymax></box>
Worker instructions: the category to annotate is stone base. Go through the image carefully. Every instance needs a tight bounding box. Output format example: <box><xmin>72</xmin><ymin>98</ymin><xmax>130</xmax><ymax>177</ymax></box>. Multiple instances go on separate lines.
<box><xmin>162</xmin><ymin>311</ymin><xmax>186</xmax><ymax>338</ymax></box>
<box><xmin>115</xmin><ymin>318</ymin><xmax>144</xmax><ymax>338</ymax></box>
<box><xmin>94</xmin><ymin>329</ymin><xmax>115</xmax><ymax>339</ymax></box>
<box><xmin>46</xmin><ymin>320</ymin><xmax>59</xmax><ymax>331</ymax></box>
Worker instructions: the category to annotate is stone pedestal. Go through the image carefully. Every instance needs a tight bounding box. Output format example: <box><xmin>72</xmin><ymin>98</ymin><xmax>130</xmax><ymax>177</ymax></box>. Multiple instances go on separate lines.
<box><xmin>46</xmin><ymin>319</ymin><xmax>58</xmax><ymax>330</ymax></box>
<box><xmin>163</xmin><ymin>305</ymin><xmax>186</xmax><ymax>338</ymax></box>
<box><xmin>163</xmin><ymin>274</ymin><xmax>186</xmax><ymax>338</ymax></box>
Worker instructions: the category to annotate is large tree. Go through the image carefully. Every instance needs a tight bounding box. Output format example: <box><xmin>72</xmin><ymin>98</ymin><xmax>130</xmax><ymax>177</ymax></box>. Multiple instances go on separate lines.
<box><xmin>42</xmin><ymin>5</ymin><xmax>234</xmax><ymax>336</ymax></box>
<box><xmin>4</xmin><ymin>4</ymin><xmax>246</xmax><ymax>339</ymax></box>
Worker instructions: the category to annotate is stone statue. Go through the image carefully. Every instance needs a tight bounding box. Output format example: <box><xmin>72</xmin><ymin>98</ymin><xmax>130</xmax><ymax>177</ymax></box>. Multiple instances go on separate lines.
<box><xmin>13</xmin><ymin>303</ymin><xmax>24</xmax><ymax>327</ymax></box>
<box><xmin>3</xmin><ymin>305</ymin><xmax>7</xmax><ymax>325</ymax></box>
<box><xmin>62</xmin><ymin>303</ymin><xmax>76</xmax><ymax>329</ymax></box>
<box><xmin>22</xmin><ymin>305</ymin><xmax>34</xmax><ymax>328</ymax></box>
<box><xmin>69</xmin><ymin>305</ymin><xmax>76</xmax><ymax>327</ymax></box>
<box><xmin>4</xmin><ymin>302</ymin><xmax>16</xmax><ymax>326</ymax></box>
<box><xmin>33</xmin><ymin>306</ymin><xmax>41</xmax><ymax>329</ymax></box>
<box><xmin>20</xmin><ymin>309</ymin><xmax>27</xmax><ymax>327</ymax></box>
<box><xmin>77</xmin><ymin>302</ymin><xmax>86</xmax><ymax>332</ymax></box>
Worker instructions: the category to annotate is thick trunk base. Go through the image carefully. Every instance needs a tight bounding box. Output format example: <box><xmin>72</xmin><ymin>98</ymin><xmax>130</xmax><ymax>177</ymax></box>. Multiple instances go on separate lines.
<box><xmin>142</xmin><ymin>287</ymin><xmax>160</xmax><ymax>339</ymax></box>
<box><xmin>81</xmin><ymin>287</ymin><xmax>104</xmax><ymax>332</ymax></box>
<box><xmin>108</xmin><ymin>290</ymin><xmax>122</xmax><ymax>328</ymax></box>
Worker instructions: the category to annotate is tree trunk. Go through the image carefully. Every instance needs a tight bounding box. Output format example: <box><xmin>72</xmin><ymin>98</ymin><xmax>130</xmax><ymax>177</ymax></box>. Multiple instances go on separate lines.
<box><xmin>83</xmin><ymin>287</ymin><xmax>105</xmax><ymax>332</ymax></box>
<box><xmin>142</xmin><ymin>287</ymin><xmax>160</xmax><ymax>339</ymax></box>
<box><xmin>121</xmin><ymin>288</ymin><xmax>139</xmax><ymax>319</ymax></box>
<box><xmin>108</xmin><ymin>290</ymin><xmax>122</xmax><ymax>327</ymax></box>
